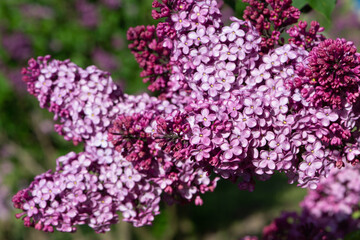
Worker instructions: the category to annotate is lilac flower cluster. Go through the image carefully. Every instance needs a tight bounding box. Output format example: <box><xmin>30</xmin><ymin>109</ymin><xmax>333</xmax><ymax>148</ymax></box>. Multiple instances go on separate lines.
<box><xmin>160</xmin><ymin>0</ymin><xmax>360</xmax><ymax>190</ymax></box>
<box><xmin>13</xmin><ymin>0</ymin><xmax>360</xmax><ymax>235</ymax></box>
<box><xmin>15</xmin><ymin>58</ymin><xmax>158</xmax><ymax>231</ymax></box>
<box><xmin>15</xmin><ymin>55</ymin><xmax>218</xmax><ymax>232</ymax></box>
<box><xmin>14</xmin><ymin>152</ymin><xmax>119</xmax><ymax>232</ymax></box>
<box><xmin>108</xmin><ymin>109</ymin><xmax>219</xmax><ymax>205</ymax></box>
<box><xmin>299</xmin><ymin>38</ymin><xmax>360</xmax><ymax>109</ymax></box>
<box><xmin>127</xmin><ymin>24</ymin><xmax>173</xmax><ymax>92</ymax></box>
<box><xmin>287</xmin><ymin>20</ymin><xmax>325</xmax><ymax>50</ymax></box>
<box><xmin>243</xmin><ymin>164</ymin><xmax>360</xmax><ymax>240</ymax></box>
<box><xmin>242</xmin><ymin>0</ymin><xmax>300</xmax><ymax>52</ymax></box>
<box><xmin>13</xmin><ymin>148</ymin><xmax>163</xmax><ymax>232</ymax></box>
<box><xmin>21</xmin><ymin>55</ymin><xmax>122</xmax><ymax>144</ymax></box>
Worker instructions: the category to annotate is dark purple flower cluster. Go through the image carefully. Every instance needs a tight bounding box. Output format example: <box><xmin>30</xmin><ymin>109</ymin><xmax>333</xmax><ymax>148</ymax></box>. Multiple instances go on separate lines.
<box><xmin>108</xmin><ymin>112</ymin><xmax>191</xmax><ymax>169</ymax></box>
<box><xmin>242</xmin><ymin>0</ymin><xmax>300</xmax><ymax>53</ymax></box>
<box><xmin>127</xmin><ymin>25</ymin><xmax>173</xmax><ymax>92</ymax></box>
<box><xmin>287</xmin><ymin>20</ymin><xmax>325</xmax><ymax>51</ymax></box>
<box><xmin>151</xmin><ymin>0</ymin><xmax>190</xmax><ymax>20</ymax></box>
<box><xmin>13</xmin><ymin>0</ymin><xmax>360</xmax><ymax>235</ymax></box>
<box><xmin>109</xmin><ymin>111</ymin><xmax>219</xmax><ymax>205</ymax></box>
<box><xmin>299</xmin><ymin>38</ymin><xmax>360</xmax><ymax>109</ymax></box>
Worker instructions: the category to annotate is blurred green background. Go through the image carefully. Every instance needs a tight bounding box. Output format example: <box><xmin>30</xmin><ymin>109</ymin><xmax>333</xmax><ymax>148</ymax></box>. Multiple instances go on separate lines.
<box><xmin>0</xmin><ymin>0</ymin><xmax>359</xmax><ymax>239</ymax></box>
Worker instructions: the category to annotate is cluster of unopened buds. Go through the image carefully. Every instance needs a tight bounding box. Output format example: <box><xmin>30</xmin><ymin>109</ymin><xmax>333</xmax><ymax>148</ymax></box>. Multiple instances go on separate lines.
<box><xmin>12</xmin><ymin>0</ymin><xmax>360</xmax><ymax>238</ymax></box>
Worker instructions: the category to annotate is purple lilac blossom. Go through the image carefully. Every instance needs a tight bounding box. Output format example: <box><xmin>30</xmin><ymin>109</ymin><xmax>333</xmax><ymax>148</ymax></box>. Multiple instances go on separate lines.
<box><xmin>287</xmin><ymin>20</ymin><xmax>325</xmax><ymax>51</ymax></box>
<box><xmin>161</xmin><ymin>0</ymin><xmax>333</xmax><ymax>190</ymax></box>
<box><xmin>14</xmin><ymin>0</ymin><xmax>360</xmax><ymax>234</ymax></box>
<box><xmin>21</xmin><ymin>56</ymin><xmax>122</xmax><ymax>144</ymax></box>
<box><xmin>298</xmin><ymin>38</ymin><xmax>360</xmax><ymax>109</ymax></box>
<box><xmin>242</xmin><ymin>0</ymin><xmax>300</xmax><ymax>53</ymax></box>
<box><xmin>127</xmin><ymin>24</ymin><xmax>173</xmax><ymax>92</ymax></box>
<box><xmin>127</xmin><ymin>0</ymin><xmax>360</xmax><ymax>194</ymax></box>
<box><xmin>11</xmin><ymin>90</ymin><xmax>164</xmax><ymax>232</ymax></box>
<box><xmin>15</xmin><ymin>55</ymin><xmax>218</xmax><ymax>232</ymax></box>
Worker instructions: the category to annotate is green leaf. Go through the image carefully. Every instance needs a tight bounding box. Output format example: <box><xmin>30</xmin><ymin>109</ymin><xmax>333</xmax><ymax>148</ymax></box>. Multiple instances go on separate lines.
<box><xmin>235</xmin><ymin>1</ymin><xmax>249</xmax><ymax>19</ymax></box>
<box><xmin>307</xmin><ymin>0</ymin><xmax>336</xmax><ymax>20</ymax></box>
<box><xmin>292</xmin><ymin>0</ymin><xmax>309</xmax><ymax>10</ymax></box>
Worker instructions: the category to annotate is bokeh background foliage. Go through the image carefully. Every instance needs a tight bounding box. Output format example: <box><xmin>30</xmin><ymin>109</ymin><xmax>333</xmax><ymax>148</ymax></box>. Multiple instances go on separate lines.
<box><xmin>0</xmin><ymin>0</ymin><xmax>359</xmax><ymax>239</ymax></box>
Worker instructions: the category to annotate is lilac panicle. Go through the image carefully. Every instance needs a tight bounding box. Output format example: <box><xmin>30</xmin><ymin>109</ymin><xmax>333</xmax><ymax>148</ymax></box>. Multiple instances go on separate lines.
<box><xmin>287</xmin><ymin>20</ymin><xmax>325</xmax><ymax>50</ymax></box>
<box><xmin>16</xmin><ymin>55</ymin><xmax>218</xmax><ymax>232</ymax></box>
<box><xmin>12</xmin><ymin>151</ymin><xmax>161</xmax><ymax>232</ymax></box>
<box><xmin>22</xmin><ymin>56</ymin><xmax>123</xmax><ymax>144</ymax></box>
<box><xmin>16</xmin><ymin>58</ymin><xmax>167</xmax><ymax>232</ymax></box>
<box><xmin>161</xmin><ymin>0</ymin><xmax>313</xmax><ymax>190</ymax></box>
<box><xmin>242</xmin><ymin>0</ymin><xmax>300</xmax><ymax>53</ymax></box>
<box><xmin>162</xmin><ymin>0</ymin><xmax>360</xmax><ymax>191</ymax></box>
<box><xmin>108</xmin><ymin>95</ymin><xmax>219</xmax><ymax>205</ymax></box>
<box><xmin>127</xmin><ymin>24</ymin><xmax>173</xmax><ymax>92</ymax></box>
<box><xmin>299</xmin><ymin>38</ymin><xmax>360</xmax><ymax>109</ymax></box>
